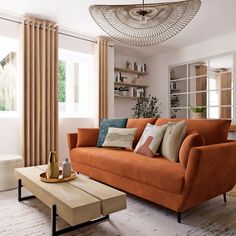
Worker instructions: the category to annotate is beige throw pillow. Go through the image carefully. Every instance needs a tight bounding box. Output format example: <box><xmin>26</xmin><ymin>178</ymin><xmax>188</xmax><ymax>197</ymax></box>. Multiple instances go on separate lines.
<box><xmin>161</xmin><ymin>120</ymin><xmax>186</xmax><ymax>162</ymax></box>
<box><xmin>134</xmin><ymin>123</ymin><xmax>168</xmax><ymax>157</ymax></box>
<box><xmin>102</xmin><ymin>127</ymin><xmax>137</xmax><ymax>149</ymax></box>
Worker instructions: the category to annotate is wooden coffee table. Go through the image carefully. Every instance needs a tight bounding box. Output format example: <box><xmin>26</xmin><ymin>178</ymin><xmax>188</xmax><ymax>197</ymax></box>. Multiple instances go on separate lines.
<box><xmin>15</xmin><ymin>165</ymin><xmax>126</xmax><ymax>236</ymax></box>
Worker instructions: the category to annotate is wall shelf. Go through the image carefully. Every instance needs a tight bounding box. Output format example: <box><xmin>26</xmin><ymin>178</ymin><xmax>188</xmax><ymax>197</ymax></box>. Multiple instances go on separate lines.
<box><xmin>114</xmin><ymin>82</ymin><xmax>148</xmax><ymax>88</ymax></box>
<box><xmin>115</xmin><ymin>95</ymin><xmax>137</xmax><ymax>100</ymax></box>
<box><xmin>115</xmin><ymin>67</ymin><xmax>148</xmax><ymax>76</ymax></box>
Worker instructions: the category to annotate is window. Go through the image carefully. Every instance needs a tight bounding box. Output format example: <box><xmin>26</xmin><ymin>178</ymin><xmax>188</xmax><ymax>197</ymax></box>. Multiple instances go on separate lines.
<box><xmin>169</xmin><ymin>54</ymin><xmax>234</xmax><ymax>120</ymax></box>
<box><xmin>0</xmin><ymin>36</ymin><xmax>18</xmax><ymax>116</ymax></box>
<box><xmin>58</xmin><ymin>49</ymin><xmax>94</xmax><ymax>117</ymax></box>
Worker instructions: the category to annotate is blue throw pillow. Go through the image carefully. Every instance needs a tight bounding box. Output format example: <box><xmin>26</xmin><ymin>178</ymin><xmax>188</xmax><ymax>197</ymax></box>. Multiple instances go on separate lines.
<box><xmin>97</xmin><ymin>118</ymin><xmax>128</xmax><ymax>147</ymax></box>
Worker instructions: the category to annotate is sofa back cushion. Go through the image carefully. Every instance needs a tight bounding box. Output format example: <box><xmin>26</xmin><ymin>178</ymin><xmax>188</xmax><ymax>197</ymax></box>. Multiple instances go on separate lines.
<box><xmin>156</xmin><ymin>118</ymin><xmax>231</xmax><ymax>145</ymax></box>
<box><xmin>127</xmin><ymin>118</ymin><xmax>157</xmax><ymax>148</ymax></box>
<box><xmin>179</xmin><ymin>132</ymin><xmax>205</xmax><ymax>168</ymax></box>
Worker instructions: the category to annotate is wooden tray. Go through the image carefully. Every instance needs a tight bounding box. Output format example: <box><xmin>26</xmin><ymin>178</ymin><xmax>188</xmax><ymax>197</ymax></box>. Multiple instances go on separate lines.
<box><xmin>40</xmin><ymin>170</ymin><xmax>77</xmax><ymax>183</ymax></box>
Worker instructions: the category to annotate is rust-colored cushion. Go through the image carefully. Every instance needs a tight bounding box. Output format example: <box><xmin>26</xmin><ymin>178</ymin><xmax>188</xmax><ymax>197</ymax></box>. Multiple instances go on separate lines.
<box><xmin>179</xmin><ymin>132</ymin><xmax>205</xmax><ymax>168</ymax></box>
<box><xmin>71</xmin><ymin>147</ymin><xmax>185</xmax><ymax>194</ymax></box>
<box><xmin>127</xmin><ymin>118</ymin><xmax>157</xmax><ymax>148</ymax></box>
<box><xmin>156</xmin><ymin>118</ymin><xmax>231</xmax><ymax>145</ymax></box>
<box><xmin>76</xmin><ymin>128</ymin><xmax>99</xmax><ymax>147</ymax></box>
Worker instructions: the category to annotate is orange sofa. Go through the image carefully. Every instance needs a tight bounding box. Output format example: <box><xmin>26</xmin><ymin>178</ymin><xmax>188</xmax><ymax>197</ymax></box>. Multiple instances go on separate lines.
<box><xmin>67</xmin><ymin>118</ymin><xmax>236</xmax><ymax>223</ymax></box>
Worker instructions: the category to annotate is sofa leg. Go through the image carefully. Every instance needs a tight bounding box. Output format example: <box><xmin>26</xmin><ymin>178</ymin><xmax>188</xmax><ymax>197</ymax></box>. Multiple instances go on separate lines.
<box><xmin>177</xmin><ymin>212</ymin><xmax>181</xmax><ymax>223</ymax></box>
<box><xmin>223</xmin><ymin>193</ymin><xmax>226</xmax><ymax>203</ymax></box>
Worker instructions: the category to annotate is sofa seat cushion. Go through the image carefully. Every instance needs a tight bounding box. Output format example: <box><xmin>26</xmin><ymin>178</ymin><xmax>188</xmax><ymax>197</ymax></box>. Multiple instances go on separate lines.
<box><xmin>71</xmin><ymin>147</ymin><xmax>185</xmax><ymax>194</ymax></box>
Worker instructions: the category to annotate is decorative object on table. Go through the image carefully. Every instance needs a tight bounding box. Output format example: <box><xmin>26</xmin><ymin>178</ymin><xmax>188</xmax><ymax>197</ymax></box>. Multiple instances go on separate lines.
<box><xmin>40</xmin><ymin>170</ymin><xmax>77</xmax><ymax>183</ymax></box>
<box><xmin>89</xmin><ymin>0</ymin><xmax>201</xmax><ymax>46</ymax></box>
<box><xmin>46</xmin><ymin>151</ymin><xmax>59</xmax><ymax>179</ymax></box>
<box><xmin>62</xmin><ymin>158</ymin><xmax>72</xmax><ymax>178</ymax></box>
<box><xmin>131</xmin><ymin>92</ymin><xmax>161</xmax><ymax>118</ymax></box>
<box><xmin>190</xmin><ymin>106</ymin><xmax>206</xmax><ymax>119</ymax></box>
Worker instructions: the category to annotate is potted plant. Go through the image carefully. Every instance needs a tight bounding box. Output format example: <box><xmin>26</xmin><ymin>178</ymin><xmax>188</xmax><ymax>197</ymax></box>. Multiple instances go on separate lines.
<box><xmin>131</xmin><ymin>92</ymin><xmax>161</xmax><ymax>118</ymax></box>
<box><xmin>190</xmin><ymin>106</ymin><xmax>206</xmax><ymax>119</ymax></box>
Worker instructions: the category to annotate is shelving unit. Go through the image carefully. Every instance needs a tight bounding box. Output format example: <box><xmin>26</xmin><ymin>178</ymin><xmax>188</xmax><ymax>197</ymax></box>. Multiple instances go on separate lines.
<box><xmin>114</xmin><ymin>95</ymin><xmax>137</xmax><ymax>99</ymax></box>
<box><xmin>114</xmin><ymin>82</ymin><xmax>148</xmax><ymax>88</ymax></box>
<box><xmin>114</xmin><ymin>67</ymin><xmax>148</xmax><ymax>76</ymax></box>
<box><xmin>114</xmin><ymin>66</ymin><xmax>148</xmax><ymax>100</ymax></box>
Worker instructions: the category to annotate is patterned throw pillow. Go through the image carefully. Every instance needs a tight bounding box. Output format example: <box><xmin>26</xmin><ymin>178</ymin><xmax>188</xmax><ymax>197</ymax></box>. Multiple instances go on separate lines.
<box><xmin>134</xmin><ymin>123</ymin><xmax>168</xmax><ymax>157</ymax></box>
<box><xmin>102</xmin><ymin>127</ymin><xmax>137</xmax><ymax>149</ymax></box>
<box><xmin>160</xmin><ymin>120</ymin><xmax>186</xmax><ymax>162</ymax></box>
<box><xmin>97</xmin><ymin>118</ymin><xmax>128</xmax><ymax>147</ymax></box>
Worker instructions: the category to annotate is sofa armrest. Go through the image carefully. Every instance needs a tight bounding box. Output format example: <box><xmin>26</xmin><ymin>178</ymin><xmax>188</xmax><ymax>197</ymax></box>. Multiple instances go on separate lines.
<box><xmin>178</xmin><ymin>141</ymin><xmax>236</xmax><ymax>211</ymax></box>
<box><xmin>182</xmin><ymin>142</ymin><xmax>236</xmax><ymax>209</ymax></box>
<box><xmin>67</xmin><ymin>133</ymin><xmax>78</xmax><ymax>152</ymax></box>
<box><xmin>67</xmin><ymin>128</ymin><xmax>100</xmax><ymax>153</ymax></box>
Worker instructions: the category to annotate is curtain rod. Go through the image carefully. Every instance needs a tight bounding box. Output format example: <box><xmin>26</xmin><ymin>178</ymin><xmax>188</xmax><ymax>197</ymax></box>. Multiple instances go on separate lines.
<box><xmin>0</xmin><ymin>15</ymin><xmax>113</xmax><ymax>47</ymax></box>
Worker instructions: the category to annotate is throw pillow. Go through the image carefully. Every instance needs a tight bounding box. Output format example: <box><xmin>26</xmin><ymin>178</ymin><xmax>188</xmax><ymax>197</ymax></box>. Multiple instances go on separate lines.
<box><xmin>76</xmin><ymin>128</ymin><xmax>99</xmax><ymax>147</ymax></box>
<box><xmin>97</xmin><ymin>118</ymin><xmax>128</xmax><ymax>147</ymax></box>
<box><xmin>126</xmin><ymin>118</ymin><xmax>157</xmax><ymax>148</ymax></box>
<box><xmin>161</xmin><ymin>120</ymin><xmax>186</xmax><ymax>162</ymax></box>
<box><xmin>179</xmin><ymin>132</ymin><xmax>205</xmax><ymax>167</ymax></box>
<box><xmin>134</xmin><ymin>123</ymin><xmax>168</xmax><ymax>158</ymax></box>
<box><xmin>102</xmin><ymin>127</ymin><xmax>137</xmax><ymax>149</ymax></box>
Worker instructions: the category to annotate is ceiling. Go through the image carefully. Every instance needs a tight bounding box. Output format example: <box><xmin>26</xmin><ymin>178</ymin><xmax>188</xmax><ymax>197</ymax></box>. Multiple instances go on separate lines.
<box><xmin>0</xmin><ymin>0</ymin><xmax>236</xmax><ymax>58</ymax></box>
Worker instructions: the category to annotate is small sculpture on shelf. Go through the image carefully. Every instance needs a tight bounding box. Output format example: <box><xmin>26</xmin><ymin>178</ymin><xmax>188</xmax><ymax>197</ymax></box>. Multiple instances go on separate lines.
<box><xmin>125</xmin><ymin>61</ymin><xmax>131</xmax><ymax>70</ymax></box>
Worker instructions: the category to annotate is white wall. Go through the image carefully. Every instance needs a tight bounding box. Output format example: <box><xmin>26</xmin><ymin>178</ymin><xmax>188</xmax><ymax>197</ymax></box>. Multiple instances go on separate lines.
<box><xmin>147</xmin><ymin>33</ymin><xmax>236</xmax><ymax>117</ymax></box>
<box><xmin>58</xmin><ymin>118</ymin><xmax>94</xmax><ymax>162</ymax></box>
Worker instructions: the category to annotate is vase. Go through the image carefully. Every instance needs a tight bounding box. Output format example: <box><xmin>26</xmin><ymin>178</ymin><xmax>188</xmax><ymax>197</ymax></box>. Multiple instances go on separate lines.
<box><xmin>191</xmin><ymin>112</ymin><xmax>204</xmax><ymax>119</ymax></box>
<box><xmin>46</xmin><ymin>151</ymin><xmax>59</xmax><ymax>179</ymax></box>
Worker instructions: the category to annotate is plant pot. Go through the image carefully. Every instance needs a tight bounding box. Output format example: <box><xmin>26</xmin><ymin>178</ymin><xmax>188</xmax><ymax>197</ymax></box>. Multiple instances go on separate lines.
<box><xmin>191</xmin><ymin>112</ymin><xmax>204</xmax><ymax>119</ymax></box>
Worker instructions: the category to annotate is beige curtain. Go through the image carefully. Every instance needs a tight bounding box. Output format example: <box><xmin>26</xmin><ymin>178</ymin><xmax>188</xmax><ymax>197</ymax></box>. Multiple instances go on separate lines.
<box><xmin>23</xmin><ymin>16</ymin><xmax>58</xmax><ymax>166</ymax></box>
<box><xmin>98</xmin><ymin>38</ymin><xmax>108</xmax><ymax>120</ymax></box>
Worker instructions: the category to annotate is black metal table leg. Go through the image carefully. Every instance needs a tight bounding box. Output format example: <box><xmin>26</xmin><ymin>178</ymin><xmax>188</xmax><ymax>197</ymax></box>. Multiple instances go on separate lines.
<box><xmin>51</xmin><ymin>204</ymin><xmax>109</xmax><ymax>236</ymax></box>
<box><xmin>18</xmin><ymin>179</ymin><xmax>36</xmax><ymax>202</ymax></box>
<box><xmin>52</xmin><ymin>205</ymin><xmax>57</xmax><ymax>236</ymax></box>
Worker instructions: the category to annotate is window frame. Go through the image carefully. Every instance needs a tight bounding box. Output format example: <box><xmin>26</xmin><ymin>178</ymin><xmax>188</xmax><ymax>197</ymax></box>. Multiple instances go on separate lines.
<box><xmin>0</xmin><ymin>35</ymin><xmax>19</xmax><ymax>118</ymax></box>
<box><xmin>58</xmin><ymin>48</ymin><xmax>94</xmax><ymax>118</ymax></box>
<box><xmin>169</xmin><ymin>53</ymin><xmax>235</xmax><ymax>121</ymax></box>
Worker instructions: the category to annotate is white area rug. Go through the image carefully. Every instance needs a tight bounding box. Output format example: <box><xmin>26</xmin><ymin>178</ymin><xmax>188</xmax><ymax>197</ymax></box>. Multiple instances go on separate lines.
<box><xmin>0</xmin><ymin>189</ymin><xmax>236</xmax><ymax>236</ymax></box>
